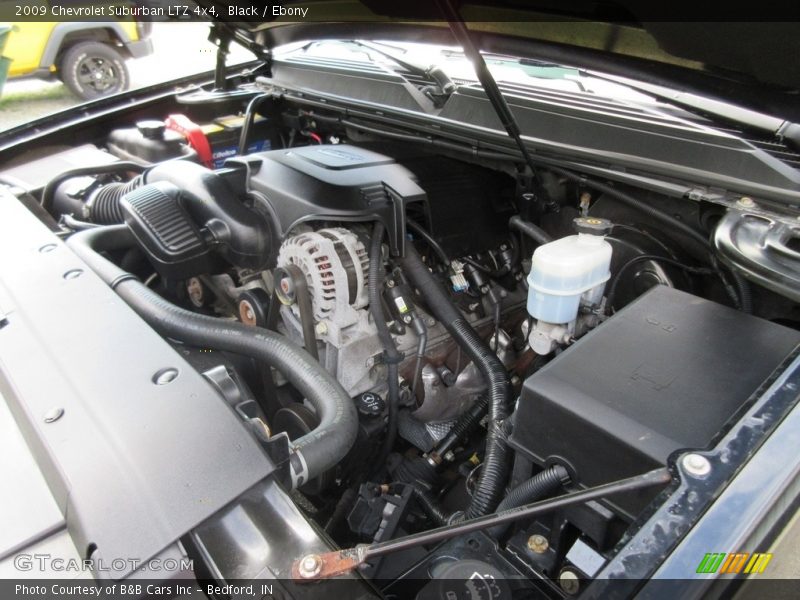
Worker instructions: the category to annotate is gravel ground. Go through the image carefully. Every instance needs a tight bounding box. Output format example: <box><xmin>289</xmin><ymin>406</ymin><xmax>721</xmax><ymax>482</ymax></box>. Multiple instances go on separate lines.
<box><xmin>0</xmin><ymin>22</ymin><xmax>255</xmax><ymax>131</ymax></box>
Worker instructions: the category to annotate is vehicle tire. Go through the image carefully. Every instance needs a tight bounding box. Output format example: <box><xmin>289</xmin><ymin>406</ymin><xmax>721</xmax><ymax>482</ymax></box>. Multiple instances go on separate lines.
<box><xmin>59</xmin><ymin>42</ymin><xmax>130</xmax><ymax>100</ymax></box>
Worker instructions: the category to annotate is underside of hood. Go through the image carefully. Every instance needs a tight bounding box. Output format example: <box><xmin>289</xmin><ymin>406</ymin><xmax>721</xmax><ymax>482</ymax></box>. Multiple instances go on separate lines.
<box><xmin>195</xmin><ymin>1</ymin><xmax>800</xmax><ymax>120</ymax></box>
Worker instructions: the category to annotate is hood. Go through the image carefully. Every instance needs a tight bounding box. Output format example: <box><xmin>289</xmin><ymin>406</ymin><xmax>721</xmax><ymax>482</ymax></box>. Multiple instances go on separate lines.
<box><xmin>196</xmin><ymin>1</ymin><xmax>800</xmax><ymax>121</ymax></box>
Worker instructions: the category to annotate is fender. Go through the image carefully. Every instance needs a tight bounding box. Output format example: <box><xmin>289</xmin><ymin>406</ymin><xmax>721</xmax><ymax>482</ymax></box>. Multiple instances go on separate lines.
<box><xmin>38</xmin><ymin>21</ymin><xmax>133</xmax><ymax>69</ymax></box>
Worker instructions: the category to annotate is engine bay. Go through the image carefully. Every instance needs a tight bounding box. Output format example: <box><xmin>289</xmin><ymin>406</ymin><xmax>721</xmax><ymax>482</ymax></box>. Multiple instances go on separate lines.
<box><xmin>2</xmin><ymin>83</ymin><xmax>800</xmax><ymax>597</ymax></box>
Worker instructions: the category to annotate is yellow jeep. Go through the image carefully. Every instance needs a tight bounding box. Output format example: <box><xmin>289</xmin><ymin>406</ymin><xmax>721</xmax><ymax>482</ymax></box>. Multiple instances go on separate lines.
<box><xmin>2</xmin><ymin>20</ymin><xmax>152</xmax><ymax>99</ymax></box>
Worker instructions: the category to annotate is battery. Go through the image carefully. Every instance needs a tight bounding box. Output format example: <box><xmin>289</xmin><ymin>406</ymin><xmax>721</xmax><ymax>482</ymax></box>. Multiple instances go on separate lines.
<box><xmin>201</xmin><ymin>114</ymin><xmax>274</xmax><ymax>168</ymax></box>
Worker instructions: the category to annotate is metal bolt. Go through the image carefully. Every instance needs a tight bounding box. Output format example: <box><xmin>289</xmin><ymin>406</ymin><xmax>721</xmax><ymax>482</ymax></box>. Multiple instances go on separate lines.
<box><xmin>386</xmin><ymin>279</ymin><xmax>396</xmax><ymax>288</ymax></box>
<box><xmin>297</xmin><ymin>554</ymin><xmax>322</xmax><ymax>579</ymax></box>
<box><xmin>43</xmin><ymin>407</ymin><xmax>64</xmax><ymax>423</ymax></box>
<box><xmin>366</xmin><ymin>357</ymin><xmax>375</xmax><ymax>367</ymax></box>
<box><xmin>682</xmin><ymin>453</ymin><xmax>711</xmax><ymax>477</ymax></box>
<box><xmin>443</xmin><ymin>450</ymin><xmax>455</xmax><ymax>462</ymax></box>
<box><xmin>152</xmin><ymin>368</ymin><xmax>179</xmax><ymax>385</ymax></box>
<box><xmin>527</xmin><ymin>534</ymin><xmax>549</xmax><ymax>554</ymax></box>
<box><xmin>426</xmin><ymin>318</ymin><xmax>436</xmax><ymax>327</ymax></box>
<box><xmin>737</xmin><ymin>196</ymin><xmax>755</xmax><ymax>208</ymax></box>
<box><xmin>63</xmin><ymin>269</ymin><xmax>83</xmax><ymax>280</ymax></box>
<box><xmin>239</xmin><ymin>300</ymin><xmax>256</xmax><ymax>326</ymax></box>
<box><xmin>559</xmin><ymin>569</ymin><xmax>580</xmax><ymax>595</ymax></box>
<box><xmin>402</xmin><ymin>315</ymin><xmax>412</xmax><ymax>324</ymax></box>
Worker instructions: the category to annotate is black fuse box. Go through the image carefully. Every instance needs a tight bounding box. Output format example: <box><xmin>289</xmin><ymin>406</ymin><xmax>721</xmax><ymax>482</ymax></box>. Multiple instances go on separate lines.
<box><xmin>509</xmin><ymin>285</ymin><xmax>800</xmax><ymax>519</ymax></box>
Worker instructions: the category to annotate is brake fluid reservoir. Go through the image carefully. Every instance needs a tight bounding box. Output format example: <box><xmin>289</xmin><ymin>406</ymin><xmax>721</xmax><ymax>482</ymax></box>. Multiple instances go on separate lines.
<box><xmin>526</xmin><ymin>217</ymin><xmax>613</xmax><ymax>324</ymax></box>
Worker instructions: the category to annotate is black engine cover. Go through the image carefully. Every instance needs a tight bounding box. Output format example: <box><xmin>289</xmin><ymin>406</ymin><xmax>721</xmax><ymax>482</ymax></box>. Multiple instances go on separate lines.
<box><xmin>240</xmin><ymin>144</ymin><xmax>426</xmax><ymax>255</ymax></box>
<box><xmin>510</xmin><ymin>285</ymin><xmax>800</xmax><ymax>518</ymax></box>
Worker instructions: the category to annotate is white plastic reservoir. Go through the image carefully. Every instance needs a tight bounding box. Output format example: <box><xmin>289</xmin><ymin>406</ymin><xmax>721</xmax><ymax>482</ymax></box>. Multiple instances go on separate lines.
<box><xmin>527</xmin><ymin>233</ymin><xmax>612</xmax><ymax>324</ymax></box>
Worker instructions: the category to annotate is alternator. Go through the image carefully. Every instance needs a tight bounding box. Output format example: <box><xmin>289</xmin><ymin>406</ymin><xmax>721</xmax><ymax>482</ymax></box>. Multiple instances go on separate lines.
<box><xmin>277</xmin><ymin>228</ymin><xmax>369</xmax><ymax>329</ymax></box>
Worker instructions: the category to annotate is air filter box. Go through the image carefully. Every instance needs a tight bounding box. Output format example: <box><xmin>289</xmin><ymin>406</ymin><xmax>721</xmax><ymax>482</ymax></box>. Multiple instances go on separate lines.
<box><xmin>509</xmin><ymin>285</ymin><xmax>800</xmax><ymax>518</ymax></box>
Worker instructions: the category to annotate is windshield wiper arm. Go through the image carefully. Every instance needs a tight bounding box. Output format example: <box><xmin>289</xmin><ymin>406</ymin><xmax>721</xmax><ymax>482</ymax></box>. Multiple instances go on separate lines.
<box><xmin>340</xmin><ymin>40</ymin><xmax>429</xmax><ymax>77</ymax></box>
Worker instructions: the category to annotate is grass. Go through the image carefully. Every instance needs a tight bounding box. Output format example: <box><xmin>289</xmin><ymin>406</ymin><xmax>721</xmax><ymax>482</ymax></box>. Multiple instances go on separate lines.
<box><xmin>0</xmin><ymin>82</ymin><xmax>73</xmax><ymax>107</ymax></box>
<box><xmin>0</xmin><ymin>82</ymin><xmax>78</xmax><ymax>131</ymax></box>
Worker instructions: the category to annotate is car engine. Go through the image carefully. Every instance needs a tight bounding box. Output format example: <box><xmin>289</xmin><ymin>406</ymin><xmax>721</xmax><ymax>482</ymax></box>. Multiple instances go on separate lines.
<box><xmin>2</xmin><ymin>87</ymin><xmax>799</xmax><ymax>598</ymax></box>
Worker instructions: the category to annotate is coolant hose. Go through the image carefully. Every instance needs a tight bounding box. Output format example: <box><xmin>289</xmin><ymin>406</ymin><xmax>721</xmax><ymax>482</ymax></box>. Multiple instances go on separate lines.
<box><xmin>66</xmin><ymin>225</ymin><xmax>358</xmax><ymax>487</ymax></box>
<box><xmin>489</xmin><ymin>465</ymin><xmax>570</xmax><ymax>537</ymax></box>
<box><xmin>509</xmin><ymin>215</ymin><xmax>553</xmax><ymax>246</ymax></box>
<box><xmin>369</xmin><ymin>222</ymin><xmax>402</xmax><ymax>472</ymax></box>
<box><xmin>399</xmin><ymin>244</ymin><xmax>511</xmax><ymax>519</ymax></box>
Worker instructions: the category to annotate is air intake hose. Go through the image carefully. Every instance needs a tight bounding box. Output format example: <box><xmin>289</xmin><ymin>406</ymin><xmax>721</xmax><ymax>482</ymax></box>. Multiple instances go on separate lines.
<box><xmin>66</xmin><ymin>225</ymin><xmax>358</xmax><ymax>487</ymax></box>
<box><xmin>399</xmin><ymin>244</ymin><xmax>511</xmax><ymax>519</ymax></box>
<box><xmin>143</xmin><ymin>160</ymin><xmax>272</xmax><ymax>270</ymax></box>
<box><xmin>85</xmin><ymin>176</ymin><xmax>144</xmax><ymax>224</ymax></box>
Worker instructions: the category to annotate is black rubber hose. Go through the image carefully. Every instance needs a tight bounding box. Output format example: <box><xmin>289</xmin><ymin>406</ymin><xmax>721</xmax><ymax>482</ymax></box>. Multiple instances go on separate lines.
<box><xmin>509</xmin><ymin>215</ymin><xmax>553</xmax><ymax>246</ymax></box>
<box><xmin>392</xmin><ymin>455</ymin><xmax>439</xmax><ymax>488</ymax></box>
<box><xmin>66</xmin><ymin>225</ymin><xmax>358</xmax><ymax>486</ymax></box>
<box><xmin>496</xmin><ymin>465</ymin><xmax>570</xmax><ymax>513</ymax></box>
<box><xmin>399</xmin><ymin>245</ymin><xmax>511</xmax><ymax>519</ymax></box>
<box><xmin>407</xmin><ymin>219</ymin><xmax>451</xmax><ymax>268</ymax></box>
<box><xmin>410</xmin><ymin>485</ymin><xmax>449</xmax><ymax>526</ymax></box>
<box><xmin>41</xmin><ymin>162</ymin><xmax>147</xmax><ymax>214</ymax></box>
<box><xmin>731</xmin><ymin>270</ymin><xmax>754</xmax><ymax>314</ymax></box>
<box><xmin>238</xmin><ymin>93</ymin><xmax>270</xmax><ymax>156</ymax></box>
<box><xmin>60</xmin><ymin>215</ymin><xmax>100</xmax><ymax>230</ymax></box>
<box><xmin>369</xmin><ymin>222</ymin><xmax>402</xmax><ymax>473</ymax></box>
<box><xmin>708</xmin><ymin>253</ymin><xmax>744</xmax><ymax>311</ymax></box>
<box><xmin>488</xmin><ymin>465</ymin><xmax>570</xmax><ymax>537</ymax></box>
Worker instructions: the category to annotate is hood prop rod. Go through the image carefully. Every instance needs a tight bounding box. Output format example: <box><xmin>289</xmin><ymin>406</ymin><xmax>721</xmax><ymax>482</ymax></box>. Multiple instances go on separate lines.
<box><xmin>435</xmin><ymin>0</ymin><xmax>539</xmax><ymax>177</ymax></box>
<box><xmin>291</xmin><ymin>467</ymin><xmax>671</xmax><ymax>581</ymax></box>
<box><xmin>210</xmin><ymin>24</ymin><xmax>232</xmax><ymax>91</ymax></box>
